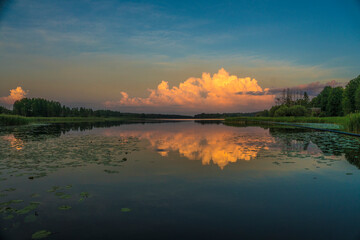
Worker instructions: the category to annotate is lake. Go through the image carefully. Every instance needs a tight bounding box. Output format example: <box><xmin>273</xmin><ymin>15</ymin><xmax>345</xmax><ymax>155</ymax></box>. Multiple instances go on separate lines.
<box><xmin>1</xmin><ymin>120</ymin><xmax>360</xmax><ymax>239</ymax></box>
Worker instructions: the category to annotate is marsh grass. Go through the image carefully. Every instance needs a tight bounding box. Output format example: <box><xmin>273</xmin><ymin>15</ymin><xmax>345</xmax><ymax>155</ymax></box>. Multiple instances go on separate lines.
<box><xmin>225</xmin><ymin>116</ymin><xmax>346</xmax><ymax>124</ymax></box>
<box><xmin>344</xmin><ymin>113</ymin><xmax>360</xmax><ymax>133</ymax></box>
<box><xmin>0</xmin><ymin>114</ymin><xmax>138</xmax><ymax>126</ymax></box>
<box><xmin>0</xmin><ymin>114</ymin><xmax>30</xmax><ymax>126</ymax></box>
<box><xmin>225</xmin><ymin>115</ymin><xmax>360</xmax><ymax>134</ymax></box>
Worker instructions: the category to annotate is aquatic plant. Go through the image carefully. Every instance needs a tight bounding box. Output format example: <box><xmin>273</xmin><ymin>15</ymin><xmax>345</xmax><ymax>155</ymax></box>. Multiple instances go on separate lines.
<box><xmin>0</xmin><ymin>114</ymin><xmax>30</xmax><ymax>126</ymax></box>
<box><xmin>31</xmin><ymin>230</ymin><xmax>51</xmax><ymax>239</ymax></box>
<box><xmin>344</xmin><ymin>113</ymin><xmax>360</xmax><ymax>133</ymax></box>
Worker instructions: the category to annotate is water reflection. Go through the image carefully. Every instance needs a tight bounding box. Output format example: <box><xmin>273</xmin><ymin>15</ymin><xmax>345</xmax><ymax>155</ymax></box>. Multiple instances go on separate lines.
<box><xmin>1</xmin><ymin>121</ymin><xmax>360</xmax><ymax>169</ymax></box>
<box><xmin>103</xmin><ymin>125</ymin><xmax>274</xmax><ymax>169</ymax></box>
<box><xmin>2</xmin><ymin>135</ymin><xmax>24</xmax><ymax>150</ymax></box>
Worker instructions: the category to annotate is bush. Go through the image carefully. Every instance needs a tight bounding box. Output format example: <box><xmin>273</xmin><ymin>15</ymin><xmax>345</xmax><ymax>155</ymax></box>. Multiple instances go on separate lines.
<box><xmin>269</xmin><ymin>105</ymin><xmax>282</xmax><ymax>117</ymax></box>
<box><xmin>289</xmin><ymin>105</ymin><xmax>308</xmax><ymax>116</ymax></box>
<box><xmin>274</xmin><ymin>105</ymin><xmax>308</xmax><ymax>117</ymax></box>
<box><xmin>274</xmin><ymin>105</ymin><xmax>289</xmax><ymax>117</ymax></box>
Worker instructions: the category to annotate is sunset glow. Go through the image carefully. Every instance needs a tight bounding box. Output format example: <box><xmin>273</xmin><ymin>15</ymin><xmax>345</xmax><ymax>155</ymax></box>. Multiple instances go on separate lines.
<box><xmin>105</xmin><ymin>68</ymin><xmax>275</xmax><ymax>113</ymax></box>
<box><xmin>103</xmin><ymin>125</ymin><xmax>274</xmax><ymax>169</ymax></box>
<box><xmin>0</xmin><ymin>87</ymin><xmax>27</xmax><ymax>106</ymax></box>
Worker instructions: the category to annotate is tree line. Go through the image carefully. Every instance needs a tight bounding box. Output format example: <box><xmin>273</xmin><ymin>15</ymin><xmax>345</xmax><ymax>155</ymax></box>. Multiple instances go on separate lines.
<box><xmin>258</xmin><ymin>75</ymin><xmax>360</xmax><ymax>117</ymax></box>
<box><xmin>6</xmin><ymin>98</ymin><xmax>191</xmax><ymax>119</ymax></box>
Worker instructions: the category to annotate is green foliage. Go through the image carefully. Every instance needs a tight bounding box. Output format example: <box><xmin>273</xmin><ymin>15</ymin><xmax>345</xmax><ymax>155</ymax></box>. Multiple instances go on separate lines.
<box><xmin>0</xmin><ymin>114</ymin><xmax>30</xmax><ymax>126</ymax></box>
<box><xmin>344</xmin><ymin>113</ymin><xmax>360</xmax><ymax>133</ymax></box>
<box><xmin>269</xmin><ymin>105</ymin><xmax>281</xmax><ymax>117</ymax></box>
<box><xmin>31</xmin><ymin>230</ymin><xmax>51</xmax><ymax>239</ymax></box>
<box><xmin>255</xmin><ymin>110</ymin><xmax>269</xmax><ymax>117</ymax></box>
<box><xmin>274</xmin><ymin>105</ymin><xmax>289</xmax><ymax>117</ymax></box>
<box><xmin>311</xmin><ymin>86</ymin><xmax>344</xmax><ymax>116</ymax></box>
<box><xmin>354</xmin><ymin>84</ymin><xmax>360</xmax><ymax>110</ymax></box>
<box><xmin>274</xmin><ymin>105</ymin><xmax>308</xmax><ymax>117</ymax></box>
<box><xmin>289</xmin><ymin>105</ymin><xmax>308</xmax><ymax>116</ymax></box>
<box><xmin>12</xmin><ymin>98</ymin><xmax>192</xmax><ymax>119</ymax></box>
<box><xmin>0</xmin><ymin>106</ymin><xmax>12</xmax><ymax>114</ymax></box>
<box><xmin>326</xmin><ymin>87</ymin><xmax>344</xmax><ymax>116</ymax></box>
<box><xmin>343</xmin><ymin>75</ymin><xmax>360</xmax><ymax>114</ymax></box>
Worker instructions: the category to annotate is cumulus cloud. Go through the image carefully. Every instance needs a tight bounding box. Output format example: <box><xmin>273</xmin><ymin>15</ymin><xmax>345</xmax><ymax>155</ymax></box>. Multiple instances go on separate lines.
<box><xmin>105</xmin><ymin>68</ymin><xmax>275</xmax><ymax>114</ymax></box>
<box><xmin>0</xmin><ymin>87</ymin><xmax>28</xmax><ymax>106</ymax></box>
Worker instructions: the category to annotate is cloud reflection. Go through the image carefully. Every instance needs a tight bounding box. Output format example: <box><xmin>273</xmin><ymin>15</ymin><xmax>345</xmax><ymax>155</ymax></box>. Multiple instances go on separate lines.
<box><xmin>3</xmin><ymin>135</ymin><xmax>24</xmax><ymax>150</ymax></box>
<box><xmin>104</xmin><ymin>125</ymin><xmax>275</xmax><ymax>169</ymax></box>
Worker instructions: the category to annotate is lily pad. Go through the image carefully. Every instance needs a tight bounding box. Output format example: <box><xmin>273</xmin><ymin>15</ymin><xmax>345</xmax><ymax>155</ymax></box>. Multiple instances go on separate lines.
<box><xmin>80</xmin><ymin>192</ymin><xmax>90</xmax><ymax>198</ymax></box>
<box><xmin>47</xmin><ymin>186</ymin><xmax>60</xmax><ymax>193</ymax></box>
<box><xmin>59</xmin><ymin>194</ymin><xmax>72</xmax><ymax>199</ymax></box>
<box><xmin>17</xmin><ymin>202</ymin><xmax>40</xmax><ymax>215</ymax></box>
<box><xmin>104</xmin><ymin>169</ymin><xmax>119</xmax><ymax>174</ymax></box>
<box><xmin>121</xmin><ymin>208</ymin><xmax>131</xmax><ymax>212</ymax></box>
<box><xmin>2</xmin><ymin>188</ymin><xmax>16</xmax><ymax>192</ymax></box>
<box><xmin>58</xmin><ymin>205</ymin><xmax>71</xmax><ymax>210</ymax></box>
<box><xmin>32</xmin><ymin>230</ymin><xmax>51</xmax><ymax>239</ymax></box>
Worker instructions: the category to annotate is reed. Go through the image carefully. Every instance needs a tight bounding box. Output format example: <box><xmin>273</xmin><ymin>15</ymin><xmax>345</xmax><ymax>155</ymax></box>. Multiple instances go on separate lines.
<box><xmin>344</xmin><ymin>113</ymin><xmax>360</xmax><ymax>133</ymax></box>
<box><xmin>0</xmin><ymin>114</ymin><xmax>30</xmax><ymax>126</ymax></box>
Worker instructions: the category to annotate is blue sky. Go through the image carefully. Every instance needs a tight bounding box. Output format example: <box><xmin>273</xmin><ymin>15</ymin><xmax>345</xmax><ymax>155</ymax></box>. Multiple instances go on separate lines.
<box><xmin>0</xmin><ymin>0</ymin><xmax>359</xmax><ymax>112</ymax></box>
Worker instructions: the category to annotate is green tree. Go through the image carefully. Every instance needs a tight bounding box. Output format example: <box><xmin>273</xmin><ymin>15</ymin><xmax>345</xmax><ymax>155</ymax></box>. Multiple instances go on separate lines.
<box><xmin>355</xmin><ymin>84</ymin><xmax>360</xmax><ymax>111</ymax></box>
<box><xmin>327</xmin><ymin>87</ymin><xmax>344</xmax><ymax>116</ymax></box>
<box><xmin>320</xmin><ymin>86</ymin><xmax>332</xmax><ymax>112</ymax></box>
<box><xmin>303</xmin><ymin>92</ymin><xmax>309</xmax><ymax>106</ymax></box>
<box><xmin>343</xmin><ymin>75</ymin><xmax>360</xmax><ymax>114</ymax></box>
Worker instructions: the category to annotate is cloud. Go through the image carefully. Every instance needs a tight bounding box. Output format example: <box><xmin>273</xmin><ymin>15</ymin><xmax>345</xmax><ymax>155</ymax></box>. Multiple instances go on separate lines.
<box><xmin>0</xmin><ymin>86</ymin><xmax>28</xmax><ymax>106</ymax></box>
<box><xmin>266</xmin><ymin>80</ymin><xmax>346</xmax><ymax>97</ymax></box>
<box><xmin>238</xmin><ymin>80</ymin><xmax>346</xmax><ymax>97</ymax></box>
<box><xmin>105</xmin><ymin>68</ymin><xmax>275</xmax><ymax>114</ymax></box>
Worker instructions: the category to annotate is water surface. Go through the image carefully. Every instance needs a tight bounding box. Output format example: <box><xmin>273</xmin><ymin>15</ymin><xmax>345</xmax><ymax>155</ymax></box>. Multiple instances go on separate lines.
<box><xmin>1</xmin><ymin>121</ymin><xmax>360</xmax><ymax>239</ymax></box>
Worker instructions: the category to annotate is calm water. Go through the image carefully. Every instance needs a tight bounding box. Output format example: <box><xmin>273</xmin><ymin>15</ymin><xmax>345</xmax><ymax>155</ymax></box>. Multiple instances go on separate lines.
<box><xmin>1</xmin><ymin>120</ymin><xmax>360</xmax><ymax>239</ymax></box>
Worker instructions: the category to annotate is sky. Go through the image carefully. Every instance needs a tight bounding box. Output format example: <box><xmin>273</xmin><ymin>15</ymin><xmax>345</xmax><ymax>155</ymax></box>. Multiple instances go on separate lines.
<box><xmin>0</xmin><ymin>0</ymin><xmax>359</xmax><ymax>114</ymax></box>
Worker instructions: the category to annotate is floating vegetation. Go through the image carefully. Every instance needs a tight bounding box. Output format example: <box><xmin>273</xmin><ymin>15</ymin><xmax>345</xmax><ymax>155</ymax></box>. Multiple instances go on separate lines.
<box><xmin>79</xmin><ymin>192</ymin><xmax>90</xmax><ymax>202</ymax></box>
<box><xmin>47</xmin><ymin>186</ymin><xmax>60</xmax><ymax>193</ymax></box>
<box><xmin>0</xmin><ymin>199</ymin><xmax>24</xmax><ymax>206</ymax></box>
<box><xmin>31</xmin><ymin>193</ymin><xmax>40</xmax><ymax>198</ymax></box>
<box><xmin>58</xmin><ymin>205</ymin><xmax>72</xmax><ymax>210</ymax></box>
<box><xmin>17</xmin><ymin>202</ymin><xmax>40</xmax><ymax>215</ymax></box>
<box><xmin>121</xmin><ymin>208</ymin><xmax>131</xmax><ymax>212</ymax></box>
<box><xmin>31</xmin><ymin>230</ymin><xmax>51</xmax><ymax>239</ymax></box>
<box><xmin>59</xmin><ymin>194</ymin><xmax>72</xmax><ymax>199</ymax></box>
<box><xmin>2</xmin><ymin>188</ymin><xmax>16</xmax><ymax>192</ymax></box>
<box><xmin>0</xmin><ymin>126</ymin><xmax>140</xmax><ymax>185</ymax></box>
<box><xmin>104</xmin><ymin>169</ymin><xmax>119</xmax><ymax>174</ymax></box>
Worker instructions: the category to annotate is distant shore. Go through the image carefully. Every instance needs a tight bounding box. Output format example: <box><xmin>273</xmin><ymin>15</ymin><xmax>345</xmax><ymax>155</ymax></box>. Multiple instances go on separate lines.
<box><xmin>0</xmin><ymin>114</ymin><xmax>147</xmax><ymax>126</ymax></box>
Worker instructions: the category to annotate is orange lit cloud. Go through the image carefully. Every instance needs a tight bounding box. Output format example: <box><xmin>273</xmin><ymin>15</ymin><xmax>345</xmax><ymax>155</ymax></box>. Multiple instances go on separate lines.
<box><xmin>0</xmin><ymin>87</ymin><xmax>28</xmax><ymax>106</ymax></box>
<box><xmin>105</xmin><ymin>68</ymin><xmax>275</xmax><ymax>113</ymax></box>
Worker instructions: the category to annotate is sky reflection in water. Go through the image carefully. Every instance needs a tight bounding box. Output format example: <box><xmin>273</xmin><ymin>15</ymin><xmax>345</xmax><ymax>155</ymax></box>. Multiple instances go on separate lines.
<box><xmin>1</xmin><ymin>121</ymin><xmax>360</xmax><ymax>240</ymax></box>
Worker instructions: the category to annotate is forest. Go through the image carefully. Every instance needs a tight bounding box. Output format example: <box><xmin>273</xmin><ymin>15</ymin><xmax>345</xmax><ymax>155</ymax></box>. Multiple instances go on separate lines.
<box><xmin>258</xmin><ymin>75</ymin><xmax>360</xmax><ymax>117</ymax></box>
<box><xmin>1</xmin><ymin>98</ymin><xmax>191</xmax><ymax>119</ymax></box>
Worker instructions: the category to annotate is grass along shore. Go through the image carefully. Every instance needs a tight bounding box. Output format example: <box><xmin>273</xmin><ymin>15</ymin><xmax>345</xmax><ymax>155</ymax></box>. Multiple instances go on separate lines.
<box><xmin>0</xmin><ymin>114</ymin><xmax>140</xmax><ymax>126</ymax></box>
<box><xmin>225</xmin><ymin>114</ymin><xmax>360</xmax><ymax>134</ymax></box>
